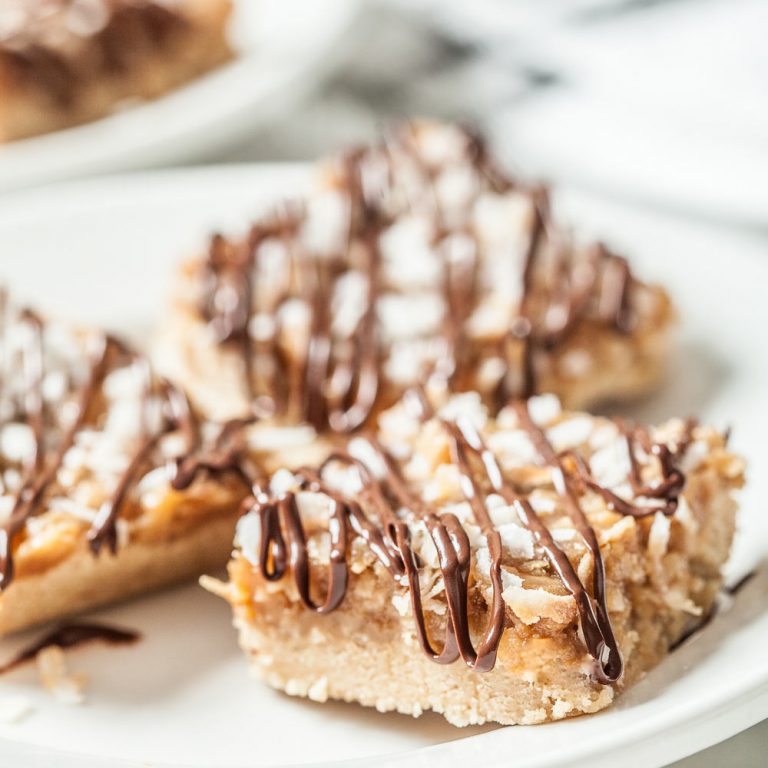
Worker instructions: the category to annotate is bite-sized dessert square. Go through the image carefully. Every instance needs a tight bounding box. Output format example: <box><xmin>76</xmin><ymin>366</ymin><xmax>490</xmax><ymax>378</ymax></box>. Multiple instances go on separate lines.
<box><xmin>158</xmin><ymin>121</ymin><xmax>674</xmax><ymax>431</ymax></box>
<box><xmin>209</xmin><ymin>390</ymin><xmax>744</xmax><ymax>726</ymax></box>
<box><xmin>0</xmin><ymin>0</ymin><xmax>233</xmax><ymax>142</ymax></box>
<box><xmin>0</xmin><ymin>292</ymin><xmax>329</xmax><ymax>636</ymax></box>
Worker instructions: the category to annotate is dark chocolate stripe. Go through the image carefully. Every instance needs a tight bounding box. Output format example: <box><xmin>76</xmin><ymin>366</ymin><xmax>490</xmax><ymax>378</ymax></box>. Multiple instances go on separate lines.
<box><xmin>510</xmin><ymin>402</ymin><xmax>622</xmax><ymax>682</ymax></box>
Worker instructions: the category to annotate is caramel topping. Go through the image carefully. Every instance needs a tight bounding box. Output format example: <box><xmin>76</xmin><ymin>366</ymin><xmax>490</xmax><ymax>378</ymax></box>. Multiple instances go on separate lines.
<box><xmin>0</xmin><ymin>622</ymin><xmax>139</xmax><ymax>675</ymax></box>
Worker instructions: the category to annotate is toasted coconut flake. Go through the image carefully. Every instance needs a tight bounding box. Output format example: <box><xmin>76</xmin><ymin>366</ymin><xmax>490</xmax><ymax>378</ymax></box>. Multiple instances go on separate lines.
<box><xmin>36</xmin><ymin>646</ymin><xmax>86</xmax><ymax>705</ymax></box>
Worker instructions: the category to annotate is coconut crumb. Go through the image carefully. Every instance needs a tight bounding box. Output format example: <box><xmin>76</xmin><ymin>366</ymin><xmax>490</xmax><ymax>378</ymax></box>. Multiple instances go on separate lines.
<box><xmin>200</xmin><ymin>574</ymin><xmax>232</xmax><ymax>600</ymax></box>
<box><xmin>36</xmin><ymin>646</ymin><xmax>86</xmax><ymax>705</ymax></box>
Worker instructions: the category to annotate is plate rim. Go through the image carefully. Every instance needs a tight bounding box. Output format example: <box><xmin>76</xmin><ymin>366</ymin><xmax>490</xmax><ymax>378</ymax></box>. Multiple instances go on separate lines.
<box><xmin>0</xmin><ymin>163</ymin><xmax>765</xmax><ymax>768</ymax></box>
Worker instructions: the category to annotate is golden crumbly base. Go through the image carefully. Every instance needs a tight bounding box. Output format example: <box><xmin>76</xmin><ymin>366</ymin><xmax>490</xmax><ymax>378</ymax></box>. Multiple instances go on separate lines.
<box><xmin>0</xmin><ymin>512</ymin><xmax>238</xmax><ymax>636</ymax></box>
<box><xmin>0</xmin><ymin>0</ymin><xmax>233</xmax><ymax>142</ymax></box>
<box><xmin>216</xmin><ymin>461</ymin><xmax>738</xmax><ymax>726</ymax></box>
<box><xmin>231</xmin><ymin>578</ymin><xmax>613</xmax><ymax>726</ymax></box>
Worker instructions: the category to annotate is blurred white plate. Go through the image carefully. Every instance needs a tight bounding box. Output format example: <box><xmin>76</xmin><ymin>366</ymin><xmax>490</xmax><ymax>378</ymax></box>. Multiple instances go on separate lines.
<box><xmin>0</xmin><ymin>0</ymin><xmax>358</xmax><ymax>193</ymax></box>
<box><xmin>492</xmin><ymin>0</ymin><xmax>768</xmax><ymax>226</ymax></box>
<box><xmin>0</xmin><ymin>166</ymin><xmax>766</xmax><ymax>768</ymax></box>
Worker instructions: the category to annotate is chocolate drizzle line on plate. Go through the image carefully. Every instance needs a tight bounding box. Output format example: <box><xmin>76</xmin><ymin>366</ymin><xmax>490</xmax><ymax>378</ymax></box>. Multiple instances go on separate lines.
<box><xmin>0</xmin><ymin>302</ymin><xmax>256</xmax><ymax>589</ymax></box>
<box><xmin>241</xmin><ymin>396</ymin><xmax>696</xmax><ymax>684</ymax></box>
<box><xmin>725</xmin><ymin>570</ymin><xmax>756</xmax><ymax>596</ymax></box>
<box><xmin>199</xmin><ymin>124</ymin><xmax>640</xmax><ymax>433</ymax></box>
<box><xmin>0</xmin><ymin>622</ymin><xmax>140</xmax><ymax>675</ymax></box>
<box><xmin>0</xmin><ymin>1</ymin><xmax>186</xmax><ymax>107</ymax></box>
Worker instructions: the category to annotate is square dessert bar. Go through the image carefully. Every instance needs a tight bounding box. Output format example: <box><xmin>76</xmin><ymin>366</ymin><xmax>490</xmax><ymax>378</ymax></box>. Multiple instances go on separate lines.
<box><xmin>158</xmin><ymin>121</ymin><xmax>674</xmax><ymax>430</ymax></box>
<box><xmin>210</xmin><ymin>391</ymin><xmax>744</xmax><ymax>726</ymax></box>
<box><xmin>0</xmin><ymin>0</ymin><xmax>233</xmax><ymax>142</ymax></box>
<box><xmin>0</xmin><ymin>294</ymin><xmax>329</xmax><ymax>636</ymax></box>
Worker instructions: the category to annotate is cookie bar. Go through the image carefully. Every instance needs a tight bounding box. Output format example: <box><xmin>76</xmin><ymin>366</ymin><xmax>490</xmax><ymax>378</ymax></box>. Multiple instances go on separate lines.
<box><xmin>0</xmin><ymin>294</ymin><xmax>328</xmax><ymax>635</ymax></box>
<box><xmin>158</xmin><ymin>121</ymin><xmax>674</xmax><ymax>430</ymax></box>
<box><xmin>208</xmin><ymin>391</ymin><xmax>743</xmax><ymax>726</ymax></box>
<box><xmin>0</xmin><ymin>0</ymin><xmax>233</xmax><ymax>142</ymax></box>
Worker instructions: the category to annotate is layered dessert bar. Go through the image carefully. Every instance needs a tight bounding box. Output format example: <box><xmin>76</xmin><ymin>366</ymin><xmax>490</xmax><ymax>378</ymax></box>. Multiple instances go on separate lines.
<box><xmin>0</xmin><ymin>293</ymin><xmax>327</xmax><ymax>635</ymax></box>
<box><xmin>208</xmin><ymin>391</ymin><xmax>744</xmax><ymax>726</ymax></box>
<box><xmin>0</xmin><ymin>0</ymin><xmax>233</xmax><ymax>142</ymax></box>
<box><xmin>158</xmin><ymin>121</ymin><xmax>674</xmax><ymax>429</ymax></box>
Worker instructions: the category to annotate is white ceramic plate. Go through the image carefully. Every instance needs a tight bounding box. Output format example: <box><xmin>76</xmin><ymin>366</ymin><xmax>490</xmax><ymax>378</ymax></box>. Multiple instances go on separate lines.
<box><xmin>0</xmin><ymin>1</ymin><xmax>358</xmax><ymax>193</ymax></box>
<box><xmin>0</xmin><ymin>166</ymin><xmax>766</xmax><ymax>768</ymax></box>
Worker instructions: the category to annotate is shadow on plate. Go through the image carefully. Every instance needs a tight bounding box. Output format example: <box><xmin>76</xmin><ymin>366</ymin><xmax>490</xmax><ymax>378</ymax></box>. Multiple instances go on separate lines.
<box><xmin>284</xmin><ymin>688</ymin><xmax>499</xmax><ymax>744</ymax></box>
<box><xmin>613</xmin><ymin>560</ymin><xmax>768</xmax><ymax>709</ymax></box>
<box><xmin>598</xmin><ymin>339</ymin><xmax>732</xmax><ymax>423</ymax></box>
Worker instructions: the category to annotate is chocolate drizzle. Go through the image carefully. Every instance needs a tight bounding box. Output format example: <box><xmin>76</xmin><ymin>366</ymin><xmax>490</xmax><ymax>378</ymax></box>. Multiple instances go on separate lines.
<box><xmin>0</xmin><ymin>622</ymin><xmax>139</xmax><ymax>675</ymax></box>
<box><xmin>240</xmin><ymin>395</ymin><xmax>697</xmax><ymax>684</ymax></box>
<box><xmin>86</xmin><ymin>384</ymin><xmax>259</xmax><ymax>555</ymax></box>
<box><xmin>497</xmin><ymin>218</ymin><xmax>633</xmax><ymax>405</ymax></box>
<box><xmin>0</xmin><ymin>303</ymin><xmax>255</xmax><ymax>590</ymax></box>
<box><xmin>199</xmin><ymin>124</ymin><xmax>642</xmax><ymax>433</ymax></box>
